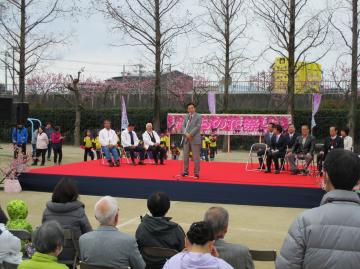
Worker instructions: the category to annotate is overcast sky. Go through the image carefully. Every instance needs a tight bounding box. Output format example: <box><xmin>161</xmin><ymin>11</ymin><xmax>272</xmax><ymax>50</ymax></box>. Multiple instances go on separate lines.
<box><xmin>0</xmin><ymin>0</ymin><xmax>351</xmax><ymax>83</ymax></box>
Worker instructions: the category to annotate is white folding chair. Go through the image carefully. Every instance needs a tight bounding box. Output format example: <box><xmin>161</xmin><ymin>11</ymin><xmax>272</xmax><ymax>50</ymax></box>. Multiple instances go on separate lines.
<box><xmin>246</xmin><ymin>143</ymin><xmax>268</xmax><ymax>172</ymax></box>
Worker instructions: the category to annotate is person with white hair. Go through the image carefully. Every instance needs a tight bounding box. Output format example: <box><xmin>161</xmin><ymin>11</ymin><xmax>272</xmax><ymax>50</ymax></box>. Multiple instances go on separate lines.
<box><xmin>142</xmin><ymin>123</ymin><xmax>166</xmax><ymax>165</ymax></box>
<box><xmin>79</xmin><ymin>196</ymin><xmax>145</xmax><ymax>269</ymax></box>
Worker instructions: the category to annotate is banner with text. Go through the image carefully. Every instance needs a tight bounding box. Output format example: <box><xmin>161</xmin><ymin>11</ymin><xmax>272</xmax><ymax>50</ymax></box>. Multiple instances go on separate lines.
<box><xmin>167</xmin><ymin>114</ymin><xmax>292</xmax><ymax>136</ymax></box>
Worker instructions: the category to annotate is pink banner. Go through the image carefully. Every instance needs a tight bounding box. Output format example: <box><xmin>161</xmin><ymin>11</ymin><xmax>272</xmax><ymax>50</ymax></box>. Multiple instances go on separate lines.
<box><xmin>167</xmin><ymin>114</ymin><xmax>292</xmax><ymax>136</ymax></box>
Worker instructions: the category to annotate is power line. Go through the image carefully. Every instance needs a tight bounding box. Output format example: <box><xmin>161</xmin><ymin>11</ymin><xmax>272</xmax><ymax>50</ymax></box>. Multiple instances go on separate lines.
<box><xmin>43</xmin><ymin>58</ymin><xmax>142</xmax><ymax>67</ymax></box>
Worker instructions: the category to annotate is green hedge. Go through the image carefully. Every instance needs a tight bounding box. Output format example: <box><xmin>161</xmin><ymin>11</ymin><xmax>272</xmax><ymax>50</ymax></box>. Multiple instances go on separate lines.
<box><xmin>0</xmin><ymin>108</ymin><xmax>358</xmax><ymax>146</ymax></box>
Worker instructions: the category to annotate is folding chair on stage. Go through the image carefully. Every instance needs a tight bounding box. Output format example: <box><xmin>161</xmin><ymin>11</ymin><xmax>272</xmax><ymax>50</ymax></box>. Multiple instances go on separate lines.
<box><xmin>99</xmin><ymin>147</ymin><xmax>123</xmax><ymax>166</ymax></box>
<box><xmin>295</xmin><ymin>154</ymin><xmax>317</xmax><ymax>176</ymax></box>
<box><xmin>144</xmin><ymin>150</ymin><xmax>155</xmax><ymax>164</ymax></box>
<box><xmin>246</xmin><ymin>143</ymin><xmax>268</xmax><ymax>172</ymax></box>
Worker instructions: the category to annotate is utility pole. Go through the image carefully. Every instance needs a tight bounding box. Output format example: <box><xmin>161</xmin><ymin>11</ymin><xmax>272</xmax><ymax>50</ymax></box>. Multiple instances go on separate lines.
<box><xmin>4</xmin><ymin>51</ymin><xmax>8</xmax><ymax>92</ymax></box>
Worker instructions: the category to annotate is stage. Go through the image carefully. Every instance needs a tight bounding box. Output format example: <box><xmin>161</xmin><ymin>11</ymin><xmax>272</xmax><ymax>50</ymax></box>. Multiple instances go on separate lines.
<box><xmin>19</xmin><ymin>160</ymin><xmax>324</xmax><ymax>208</ymax></box>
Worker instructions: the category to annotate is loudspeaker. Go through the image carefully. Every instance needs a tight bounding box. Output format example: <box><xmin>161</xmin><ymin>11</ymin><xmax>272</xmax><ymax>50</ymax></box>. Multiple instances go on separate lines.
<box><xmin>0</xmin><ymin>97</ymin><xmax>13</xmax><ymax>121</ymax></box>
<box><xmin>12</xmin><ymin>102</ymin><xmax>29</xmax><ymax>125</ymax></box>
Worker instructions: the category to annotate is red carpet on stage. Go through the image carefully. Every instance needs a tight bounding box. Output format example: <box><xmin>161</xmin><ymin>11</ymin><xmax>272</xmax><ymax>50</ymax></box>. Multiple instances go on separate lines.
<box><xmin>29</xmin><ymin>160</ymin><xmax>320</xmax><ymax>189</ymax></box>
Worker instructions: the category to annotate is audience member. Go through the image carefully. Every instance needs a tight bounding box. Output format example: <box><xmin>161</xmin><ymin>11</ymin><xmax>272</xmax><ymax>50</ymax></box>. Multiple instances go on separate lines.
<box><xmin>170</xmin><ymin>142</ymin><xmax>180</xmax><ymax>160</ymax></box>
<box><xmin>209</xmin><ymin>132</ymin><xmax>218</xmax><ymax>161</ymax></box>
<box><xmin>284</xmin><ymin>124</ymin><xmax>299</xmax><ymax>149</ymax></box>
<box><xmin>317</xmin><ymin>126</ymin><xmax>344</xmax><ymax>175</ymax></box>
<box><xmin>0</xmin><ymin>222</ymin><xmax>22</xmax><ymax>265</ymax></box>
<box><xmin>122</xmin><ymin>123</ymin><xmax>145</xmax><ymax>165</ymax></box>
<box><xmin>31</xmin><ymin>128</ymin><xmax>38</xmax><ymax>158</ymax></box>
<box><xmin>11</xmin><ymin>124</ymin><xmax>28</xmax><ymax>158</ymax></box>
<box><xmin>277</xmin><ymin>149</ymin><xmax>360</xmax><ymax>269</ymax></box>
<box><xmin>18</xmin><ymin>220</ymin><xmax>68</xmax><ymax>269</ymax></box>
<box><xmin>51</xmin><ymin>126</ymin><xmax>64</xmax><ymax>165</ymax></box>
<box><xmin>83</xmin><ymin>130</ymin><xmax>95</xmax><ymax>162</ymax></box>
<box><xmin>142</xmin><ymin>123</ymin><xmax>166</xmax><ymax>165</ymax></box>
<box><xmin>265</xmin><ymin>124</ymin><xmax>287</xmax><ymax>174</ymax></box>
<box><xmin>201</xmin><ymin>133</ymin><xmax>211</xmax><ymax>162</ymax></box>
<box><xmin>79</xmin><ymin>196</ymin><xmax>145</xmax><ymax>269</ymax></box>
<box><xmin>163</xmin><ymin>221</ymin><xmax>233</xmax><ymax>269</ymax></box>
<box><xmin>32</xmin><ymin>126</ymin><xmax>49</xmax><ymax>166</ymax></box>
<box><xmin>94</xmin><ymin>130</ymin><xmax>102</xmax><ymax>160</ymax></box>
<box><xmin>257</xmin><ymin>123</ymin><xmax>275</xmax><ymax>169</ymax></box>
<box><xmin>341</xmin><ymin>127</ymin><xmax>353</xmax><ymax>151</ymax></box>
<box><xmin>136</xmin><ymin>192</ymin><xmax>185</xmax><ymax>269</ymax></box>
<box><xmin>45</xmin><ymin>123</ymin><xmax>54</xmax><ymax>161</ymax></box>
<box><xmin>204</xmin><ymin>207</ymin><xmax>254</xmax><ymax>269</ymax></box>
<box><xmin>286</xmin><ymin>124</ymin><xmax>315</xmax><ymax>175</ymax></box>
<box><xmin>42</xmin><ymin>178</ymin><xmax>92</xmax><ymax>261</ymax></box>
<box><xmin>99</xmin><ymin>120</ymin><xmax>120</xmax><ymax>167</ymax></box>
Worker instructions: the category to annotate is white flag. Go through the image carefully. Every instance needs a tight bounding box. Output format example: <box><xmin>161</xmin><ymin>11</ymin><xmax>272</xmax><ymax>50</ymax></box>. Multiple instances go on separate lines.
<box><xmin>121</xmin><ymin>96</ymin><xmax>129</xmax><ymax>130</ymax></box>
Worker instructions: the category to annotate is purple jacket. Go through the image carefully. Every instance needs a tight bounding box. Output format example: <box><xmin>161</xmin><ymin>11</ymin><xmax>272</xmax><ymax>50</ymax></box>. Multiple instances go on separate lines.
<box><xmin>163</xmin><ymin>252</ymin><xmax>233</xmax><ymax>269</ymax></box>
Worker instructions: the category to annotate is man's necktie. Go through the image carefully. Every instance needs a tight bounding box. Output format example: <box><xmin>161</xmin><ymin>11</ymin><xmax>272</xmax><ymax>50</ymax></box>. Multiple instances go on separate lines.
<box><xmin>129</xmin><ymin>132</ymin><xmax>134</xmax><ymax>145</ymax></box>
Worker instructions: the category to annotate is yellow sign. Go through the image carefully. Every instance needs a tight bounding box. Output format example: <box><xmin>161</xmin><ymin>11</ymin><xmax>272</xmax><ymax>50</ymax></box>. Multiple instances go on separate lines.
<box><xmin>272</xmin><ymin>57</ymin><xmax>322</xmax><ymax>94</ymax></box>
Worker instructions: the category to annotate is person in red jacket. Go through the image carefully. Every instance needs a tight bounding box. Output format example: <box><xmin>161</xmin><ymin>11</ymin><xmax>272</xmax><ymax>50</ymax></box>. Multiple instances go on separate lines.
<box><xmin>51</xmin><ymin>127</ymin><xmax>64</xmax><ymax>165</ymax></box>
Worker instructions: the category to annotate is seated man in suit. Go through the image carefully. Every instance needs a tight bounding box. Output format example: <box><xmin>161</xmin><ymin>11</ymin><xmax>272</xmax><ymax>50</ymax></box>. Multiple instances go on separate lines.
<box><xmin>142</xmin><ymin>123</ymin><xmax>166</xmax><ymax>165</ymax></box>
<box><xmin>204</xmin><ymin>207</ymin><xmax>254</xmax><ymax>269</ymax></box>
<box><xmin>257</xmin><ymin>123</ymin><xmax>275</xmax><ymax>169</ymax></box>
<box><xmin>317</xmin><ymin>126</ymin><xmax>344</xmax><ymax>175</ymax></box>
<box><xmin>285</xmin><ymin>124</ymin><xmax>299</xmax><ymax>149</ymax></box>
<box><xmin>121</xmin><ymin>123</ymin><xmax>145</xmax><ymax>165</ymax></box>
<box><xmin>286</xmin><ymin>124</ymin><xmax>316</xmax><ymax>175</ymax></box>
<box><xmin>265</xmin><ymin>124</ymin><xmax>287</xmax><ymax>174</ymax></box>
<box><xmin>79</xmin><ymin>196</ymin><xmax>145</xmax><ymax>269</ymax></box>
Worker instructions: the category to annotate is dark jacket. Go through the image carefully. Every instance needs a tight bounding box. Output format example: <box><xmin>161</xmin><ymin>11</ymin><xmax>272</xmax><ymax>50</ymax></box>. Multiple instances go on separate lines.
<box><xmin>284</xmin><ymin>132</ymin><xmax>299</xmax><ymax>149</ymax></box>
<box><xmin>323</xmin><ymin>136</ymin><xmax>344</xmax><ymax>156</ymax></box>
<box><xmin>264</xmin><ymin>132</ymin><xmax>273</xmax><ymax>147</ymax></box>
<box><xmin>270</xmin><ymin>134</ymin><xmax>287</xmax><ymax>156</ymax></box>
<box><xmin>42</xmin><ymin>201</ymin><xmax>92</xmax><ymax>261</ymax></box>
<box><xmin>276</xmin><ymin>190</ymin><xmax>360</xmax><ymax>269</ymax></box>
<box><xmin>0</xmin><ymin>206</ymin><xmax>8</xmax><ymax>224</ymax></box>
<box><xmin>292</xmin><ymin>135</ymin><xmax>316</xmax><ymax>155</ymax></box>
<box><xmin>136</xmin><ymin>214</ymin><xmax>185</xmax><ymax>269</ymax></box>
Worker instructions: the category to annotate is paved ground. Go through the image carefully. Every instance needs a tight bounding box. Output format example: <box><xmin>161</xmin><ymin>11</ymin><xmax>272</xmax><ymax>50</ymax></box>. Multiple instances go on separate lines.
<box><xmin>0</xmin><ymin>143</ymin><xmax>307</xmax><ymax>269</ymax></box>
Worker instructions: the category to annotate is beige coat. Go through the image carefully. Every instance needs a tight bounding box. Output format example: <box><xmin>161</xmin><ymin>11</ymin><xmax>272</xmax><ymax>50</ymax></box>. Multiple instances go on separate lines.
<box><xmin>36</xmin><ymin>132</ymin><xmax>49</xmax><ymax>149</ymax></box>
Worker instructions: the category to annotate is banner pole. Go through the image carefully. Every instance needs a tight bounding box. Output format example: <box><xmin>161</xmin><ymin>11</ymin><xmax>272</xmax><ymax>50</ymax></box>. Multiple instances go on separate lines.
<box><xmin>227</xmin><ymin>136</ymin><xmax>230</xmax><ymax>153</ymax></box>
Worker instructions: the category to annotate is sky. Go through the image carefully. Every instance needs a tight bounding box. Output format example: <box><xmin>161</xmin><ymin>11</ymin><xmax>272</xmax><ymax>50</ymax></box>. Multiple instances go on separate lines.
<box><xmin>0</xmin><ymin>0</ymin><xmax>351</xmax><ymax>84</ymax></box>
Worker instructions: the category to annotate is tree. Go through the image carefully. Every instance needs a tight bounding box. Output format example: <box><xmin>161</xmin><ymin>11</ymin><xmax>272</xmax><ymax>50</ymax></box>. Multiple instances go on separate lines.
<box><xmin>199</xmin><ymin>0</ymin><xmax>250</xmax><ymax>151</ymax></box>
<box><xmin>95</xmin><ymin>0</ymin><xmax>192</xmax><ymax>129</ymax></box>
<box><xmin>331</xmin><ymin>0</ymin><xmax>359</xmax><ymax>145</ymax></box>
<box><xmin>199</xmin><ymin>0</ymin><xmax>249</xmax><ymax>113</ymax></box>
<box><xmin>252</xmin><ymin>0</ymin><xmax>332</xmax><ymax>119</ymax></box>
<box><xmin>64</xmin><ymin>71</ymin><xmax>83</xmax><ymax>146</ymax></box>
<box><xmin>26</xmin><ymin>73</ymin><xmax>65</xmax><ymax>104</ymax></box>
<box><xmin>0</xmin><ymin>0</ymin><xmax>73</xmax><ymax>102</ymax></box>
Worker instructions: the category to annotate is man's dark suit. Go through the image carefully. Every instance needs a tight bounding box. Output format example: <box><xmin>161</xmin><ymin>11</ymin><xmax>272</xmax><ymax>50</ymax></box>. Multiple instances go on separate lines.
<box><xmin>257</xmin><ymin>132</ymin><xmax>273</xmax><ymax>167</ymax></box>
<box><xmin>285</xmin><ymin>132</ymin><xmax>300</xmax><ymax>149</ymax></box>
<box><xmin>286</xmin><ymin>135</ymin><xmax>316</xmax><ymax>172</ymax></box>
<box><xmin>266</xmin><ymin>134</ymin><xmax>287</xmax><ymax>172</ymax></box>
<box><xmin>317</xmin><ymin>136</ymin><xmax>344</xmax><ymax>172</ymax></box>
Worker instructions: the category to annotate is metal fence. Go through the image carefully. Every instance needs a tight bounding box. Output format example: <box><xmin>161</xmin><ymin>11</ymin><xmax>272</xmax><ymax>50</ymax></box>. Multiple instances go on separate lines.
<box><xmin>0</xmin><ymin>80</ymin><xmax>355</xmax><ymax>97</ymax></box>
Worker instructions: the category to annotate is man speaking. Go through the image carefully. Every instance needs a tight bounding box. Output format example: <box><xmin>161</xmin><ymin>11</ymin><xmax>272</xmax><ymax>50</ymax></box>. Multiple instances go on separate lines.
<box><xmin>182</xmin><ymin>103</ymin><xmax>202</xmax><ymax>179</ymax></box>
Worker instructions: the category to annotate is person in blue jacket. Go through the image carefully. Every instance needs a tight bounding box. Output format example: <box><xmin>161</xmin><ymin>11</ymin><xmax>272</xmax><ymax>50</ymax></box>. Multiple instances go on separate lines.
<box><xmin>11</xmin><ymin>124</ymin><xmax>28</xmax><ymax>158</ymax></box>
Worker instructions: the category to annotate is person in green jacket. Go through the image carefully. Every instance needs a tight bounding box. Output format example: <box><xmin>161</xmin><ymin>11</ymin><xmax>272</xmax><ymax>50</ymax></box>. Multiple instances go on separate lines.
<box><xmin>18</xmin><ymin>220</ymin><xmax>68</xmax><ymax>269</ymax></box>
